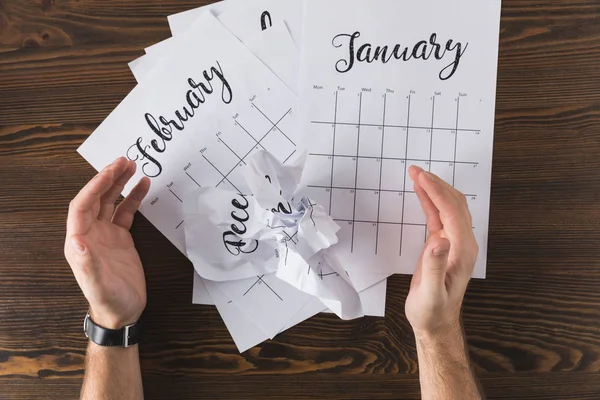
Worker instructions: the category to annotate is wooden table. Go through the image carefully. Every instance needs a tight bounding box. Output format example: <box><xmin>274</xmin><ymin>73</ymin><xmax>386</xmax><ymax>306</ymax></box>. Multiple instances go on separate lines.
<box><xmin>2</xmin><ymin>0</ymin><xmax>600</xmax><ymax>398</ymax></box>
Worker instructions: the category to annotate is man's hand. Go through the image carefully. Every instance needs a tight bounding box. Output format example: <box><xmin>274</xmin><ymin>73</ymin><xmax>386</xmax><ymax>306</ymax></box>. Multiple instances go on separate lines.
<box><xmin>405</xmin><ymin>166</ymin><xmax>482</xmax><ymax>400</ymax></box>
<box><xmin>65</xmin><ymin>157</ymin><xmax>151</xmax><ymax>329</ymax></box>
<box><xmin>405</xmin><ymin>165</ymin><xmax>479</xmax><ymax>338</ymax></box>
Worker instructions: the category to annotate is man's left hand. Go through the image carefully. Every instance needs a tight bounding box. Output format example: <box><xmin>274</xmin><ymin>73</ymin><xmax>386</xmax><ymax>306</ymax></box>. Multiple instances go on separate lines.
<box><xmin>64</xmin><ymin>157</ymin><xmax>150</xmax><ymax>329</ymax></box>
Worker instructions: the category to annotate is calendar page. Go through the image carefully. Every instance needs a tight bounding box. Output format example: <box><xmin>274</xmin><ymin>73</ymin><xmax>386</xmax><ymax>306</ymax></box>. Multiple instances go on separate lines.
<box><xmin>299</xmin><ymin>0</ymin><xmax>502</xmax><ymax>278</ymax></box>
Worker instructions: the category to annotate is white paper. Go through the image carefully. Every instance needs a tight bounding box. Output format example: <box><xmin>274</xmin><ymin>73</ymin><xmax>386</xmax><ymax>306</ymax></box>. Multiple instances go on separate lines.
<box><xmin>133</xmin><ymin>15</ymin><xmax>300</xmax><ymax>95</ymax></box>
<box><xmin>130</xmin><ymin>22</ymin><xmax>303</xmax><ymax>307</ymax></box>
<box><xmin>299</xmin><ymin>0</ymin><xmax>502</xmax><ymax>279</ymax></box>
<box><xmin>144</xmin><ymin>38</ymin><xmax>174</xmax><ymax>57</ymax></box>
<box><xmin>196</xmin><ymin>274</ymin><xmax>267</xmax><ymax>352</ymax></box>
<box><xmin>188</xmin><ymin>23</ymin><xmax>298</xmax><ymax>304</ymax></box>
<box><xmin>199</xmin><ymin>275</ymin><xmax>385</xmax><ymax>351</ymax></box>
<box><xmin>184</xmin><ymin>150</ymin><xmax>364</xmax><ymax>321</ymax></box>
<box><xmin>191</xmin><ymin>270</ymin><xmax>214</xmax><ymax>305</ymax></box>
<box><xmin>78</xmin><ymin>13</ymin><xmax>338</xmax><ymax>344</ymax></box>
<box><xmin>128</xmin><ymin>13</ymin><xmax>389</xmax><ymax>312</ymax></box>
<box><xmin>166</xmin><ymin>0</ymin><xmax>244</xmax><ymax>35</ymax></box>
<box><xmin>280</xmin><ymin>278</ymin><xmax>387</xmax><ymax>327</ymax></box>
<box><xmin>183</xmin><ymin>186</ymin><xmax>278</xmax><ymax>282</ymax></box>
<box><xmin>324</xmin><ymin>279</ymin><xmax>387</xmax><ymax>317</ymax></box>
<box><xmin>280</xmin><ymin>297</ymin><xmax>325</xmax><ymax>332</ymax></box>
<box><xmin>276</xmin><ymin>252</ymin><xmax>364</xmax><ymax>320</ymax></box>
<box><xmin>168</xmin><ymin>0</ymin><xmax>303</xmax><ymax>47</ymax></box>
<box><xmin>134</xmin><ymin>23</ymin><xmax>299</xmax><ymax>95</ymax></box>
<box><xmin>358</xmin><ymin>279</ymin><xmax>387</xmax><ymax>317</ymax></box>
<box><xmin>79</xmin><ymin>12</ymin><xmax>300</xmax><ymax>262</ymax></box>
<box><xmin>243</xmin><ymin>23</ymin><xmax>300</xmax><ymax>94</ymax></box>
<box><xmin>118</xmin><ymin>6</ymin><xmax>391</xmax><ymax>341</ymax></box>
<box><xmin>128</xmin><ymin>55</ymin><xmax>155</xmax><ymax>84</ymax></box>
<box><xmin>217</xmin><ymin>273</ymin><xmax>313</xmax><ymax>339</ymax></box>
<box><xmin>197</xmin><ymin>275</ymin><xmax>386</xmax><ymax>353</ymax></box>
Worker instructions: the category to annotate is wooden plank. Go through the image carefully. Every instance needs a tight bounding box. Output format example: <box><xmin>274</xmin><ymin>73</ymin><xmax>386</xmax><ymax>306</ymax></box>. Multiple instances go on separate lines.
<box><xmin>1</xmin><ymin>0</ymin><xmax>600</xmax><ymax>398</ymax></box>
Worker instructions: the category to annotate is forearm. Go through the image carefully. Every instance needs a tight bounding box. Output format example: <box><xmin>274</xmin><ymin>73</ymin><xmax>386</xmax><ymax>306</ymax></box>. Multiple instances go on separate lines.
<box><xmin>81</xmin><ymin>343</ymin><xmax>143</xmax><ymax>400</ymax></box>
<box><xmin>415</xmin><ymin>323</ymin><xmax>482</xmax><ymax>400</ymax></box>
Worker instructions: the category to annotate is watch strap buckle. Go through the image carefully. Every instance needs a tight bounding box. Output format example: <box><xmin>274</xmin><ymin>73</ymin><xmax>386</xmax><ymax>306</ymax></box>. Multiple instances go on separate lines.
<box><xmin>123</xmin><ymin>323</ymin><xmax>133</xmax><ymax>348</ymax></box>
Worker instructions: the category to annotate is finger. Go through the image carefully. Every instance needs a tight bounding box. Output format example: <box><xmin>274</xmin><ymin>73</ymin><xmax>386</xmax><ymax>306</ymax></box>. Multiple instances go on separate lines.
<box><xmin>69</xmin><ymin>157</ymin><xmax>128</xmax><ymax>214</ymax></box>
<box><xmin>98</xmin><ymin>160</ymin><xmax>137</xmax><ymax>221</ymax></box>
<box><xmin>419</xmin><ymin>168</ymin><xmax>467</xmax><ymax>211</ymax></box>
<box><xmin>409</xmin><ymin>166</ymin><xmax>443</xmax><ymax>234</ymax></box>
<box><xmin>417</xmin><ymin>171</ymin><xmax>469</xmax><ymax>238</ymax></box>
<box><xmin>67</xmin><ymin>158</ymin><xmax>128</xmax><ymax>235</ymax></box>
<box><xmin>422</xmin><ymin>171</ymin><xmax>472</xmax><ymax>233</ymax></box>
<box><xmin>408</xmin><ymin>164</ymin><xmax>424</xmax><ymax>182</ymax></box>
<box><xmin>421</xmin><ymin>234</ymin><xmax>451</xmax><ymax>290</ymax></box>
<box><xmin>415</xmin><ymin>184</ymin><xmax>443</xmax><ymax>234</ymax></box>
<box><xmin>112</xmin><ymin>177</ymin><xmax>151</xmax><ymax>229</ymax></box>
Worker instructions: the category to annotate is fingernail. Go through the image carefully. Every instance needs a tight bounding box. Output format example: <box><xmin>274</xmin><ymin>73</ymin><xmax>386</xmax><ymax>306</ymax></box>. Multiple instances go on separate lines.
<box><xmin>433</xmin><ymin>242</ymin><xmax>450</xmax><ymax>256</ymax></box>
<box><xmin>433</xmin><ymin>247</ymin><xmax>448</xmax><ymax>256</ymax></box>
<box><xmin>71</xmin><ymin>238</ymin><xmax>86</xmax><ymax>254</ymax></box>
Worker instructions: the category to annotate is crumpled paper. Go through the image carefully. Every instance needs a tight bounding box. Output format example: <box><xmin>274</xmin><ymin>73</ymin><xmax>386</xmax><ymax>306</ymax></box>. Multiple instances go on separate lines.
<box><xmin>183</xmin><ymin>150</ymin><xmax>363</xmax><ymax>319</ymax></box>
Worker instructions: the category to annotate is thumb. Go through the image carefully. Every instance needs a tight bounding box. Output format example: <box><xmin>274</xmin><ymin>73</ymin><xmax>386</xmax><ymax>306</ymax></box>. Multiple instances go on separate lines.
<box><xmin>421</xmin><ymin>235</ymin><xmax>451</xmax><ymax>289</ymax></box>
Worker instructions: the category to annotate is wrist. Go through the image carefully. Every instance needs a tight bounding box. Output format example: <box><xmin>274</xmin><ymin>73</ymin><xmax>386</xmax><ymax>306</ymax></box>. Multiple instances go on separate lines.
<box><xmin>84</xmin><ymin>311</ymin><xmax>142</xmax><ymax>348</ymax></box>
<box><xmin>89</xmin><ymin>307</ymin><xmax>139</xmax><ymax>330</ymax></box>
<box><xmin>414</xmin><ymin>319</ymin><xmax>465</xmax><ymax>350</ymax></box>
<box><xmin>88</xmin><ymin>340</ymin><xmax>139</xmax><ymax>353</ymax></box>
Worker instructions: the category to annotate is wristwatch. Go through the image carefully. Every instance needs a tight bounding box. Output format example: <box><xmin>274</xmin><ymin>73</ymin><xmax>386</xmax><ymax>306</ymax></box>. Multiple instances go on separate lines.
<box><xmin>83</xmin><ymin>312</ymin><xmax>141</xmax><ymax>348</ymax></box>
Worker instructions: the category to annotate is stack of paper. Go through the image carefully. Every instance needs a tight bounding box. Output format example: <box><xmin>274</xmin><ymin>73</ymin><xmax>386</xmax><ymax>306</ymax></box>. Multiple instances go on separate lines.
<box><xmin>78</xmin><ymin>0</ymin><xmax>502</xmax><ymax>352</ymax></box>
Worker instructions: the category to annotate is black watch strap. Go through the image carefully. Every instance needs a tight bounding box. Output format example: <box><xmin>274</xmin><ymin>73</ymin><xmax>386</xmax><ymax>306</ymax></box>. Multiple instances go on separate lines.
<box><xmin>83</xmin><ymin>312</ymin><xmax>141</xmax><ymax>348</ymax></box>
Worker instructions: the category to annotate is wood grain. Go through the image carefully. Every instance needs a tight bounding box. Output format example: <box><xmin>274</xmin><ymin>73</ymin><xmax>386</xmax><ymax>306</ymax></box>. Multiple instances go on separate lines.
<box><xmin>2</xmin><ymin>0</ymin><xmax>600</xmax><ymax>398</ymax></box>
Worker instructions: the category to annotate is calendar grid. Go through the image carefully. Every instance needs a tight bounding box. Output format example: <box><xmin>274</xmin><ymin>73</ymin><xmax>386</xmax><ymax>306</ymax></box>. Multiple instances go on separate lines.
<box><xmin>452</xmin><ymin>97</ymin><xmax>461</xmax><ymax>186</ymax></box>
<box><xmin>306</xmin><ymin>185</ymin><xmax>477</xmax><ymax>198</ymax></box>
<box><xmin>235</xmin><ymin>120</ymin><xmax>267</xmax><ymax>152</ymax></box>
<box><xmin>283</xmin><ymin>150</ymin><xmax>297</xmax><ymax>164</ymax></box>
<box><xmin>428</xmin><ymin>96</ymin><xmax>436</xmax><ymax>173</ymax></box>
<box><xmin>169</xmin><ymin>189</ymin><xmax>183</xmax><ymax>203</ymax></box>
<box><xmin>398</xmin><ymin>94</ymin><xmax>412</xmax><ymax>255</ymax></box>
<box><xmin>172</xmin><ymin>102</ymin><xmax>296</xmax><ymax>232</ymax></box>
<box><xmin>214</xmin><ymin>107</ymin><xmax>294</xmax><ymax>190</ymax></box>
<box><xmin>310</xmin><ymin>120</ymin><xmax>479</xmax><ymax>133</ymax></box>
<box><xmin>350</xmin><ymin>92</ymin><xmax>363</xmax><ymax>252</ymax></box>
<box><xmin>218</xmin><ymin>137</ymin><xmax>247</xmax><ymax>166</ymax></box>
<box><xmin>335</xmin><ymin>218</ymin><xmax>426</xmax><ymax>227</ymax></box>
<box><xmin>424</xmin><ymin>96</ymin><xmax>435</xmax><ymax>242</ymax></box>
<box><xmin>242</xmin><ymin>274</ymin><xmax>283</xmax><ymax>301</ymax></box>
<box><xmin>251</xmin><ymin>103</ymin><xmax>296</xmax><ymax>146</ymax></box>
<box><xmin>308</xmin><ymin>153</ymin><xmax>478</xmax><ymax>166</ymax></box>
<box><xmin>328</xmin><ymin>91</ymin><xmax>339</xmax><ymax>215</ymax></box>
<box><xmin>185</xmin><ymin>171</ymin><xmax>202</xmax><ymax>187</ymax></box>
<box><xmin>307</xmin><ymin>90</ymin><xmax>477</xmax><ymax>256</ymax></box>
<box><xmin>375</xmin><ymin>93</ymin><xmax>387</xmax><ymax>254</ymax></box>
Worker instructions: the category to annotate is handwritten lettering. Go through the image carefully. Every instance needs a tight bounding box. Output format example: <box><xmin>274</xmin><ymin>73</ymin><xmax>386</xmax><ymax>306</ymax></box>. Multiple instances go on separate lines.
<box><xmin>127</xmin><ymin>61</ymin><xmax>233</xmax><ymax>177</ymax></box>
<box><xmin>264</xmin><ymin>175</ymin><xmax>293</xmax><ymax>214</ymax></box>
<box><xmin>126</xmin><ymin>138</ymin><xmax>162</xmax><ymax>177</ymax></box>
<box><xmin>222</xmin><ymin>194</ymin><xmax>259</xmax><ymax>256</ymax></box>
<box><xmin>261</xmin><ymin>11</ymin><xmax>273</xmax><ymax>31</ymax></box>
<box><xmin>332</xmin><ymin>32</ymin><xmax>468</xmax><ymax>81</ymax></box>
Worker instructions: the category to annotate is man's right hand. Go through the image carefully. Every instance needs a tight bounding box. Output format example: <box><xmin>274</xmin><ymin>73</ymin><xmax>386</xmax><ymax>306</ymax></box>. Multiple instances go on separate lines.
<box><xmin>405</xmin><ymin>165</ymin><xmax>479</xmax><ymax>339</ymax></box>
